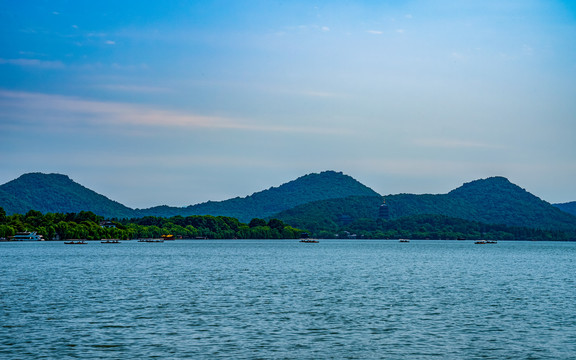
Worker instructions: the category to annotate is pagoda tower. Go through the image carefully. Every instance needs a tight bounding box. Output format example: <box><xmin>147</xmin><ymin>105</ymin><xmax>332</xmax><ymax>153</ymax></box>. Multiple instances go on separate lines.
<box><xmin>378</xmin><ymin>198</ymin><xmax>390</xmax><ymax>220</ymax></box>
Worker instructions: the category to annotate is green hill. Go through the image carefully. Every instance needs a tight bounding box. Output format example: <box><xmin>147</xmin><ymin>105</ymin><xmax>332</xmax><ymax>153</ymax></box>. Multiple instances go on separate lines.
<box><xmin>273</xmin><ymin>177</ymin><xmax>576</xmax><ymax>232</ymax></box>
<box><xmin>0</xmin><ymin>187</ymin><xmax>35</xmax><ymax>214</ymax></box>
<box><xmin>135</xmin><ymin>171</ymin><xmax>380</xmax><ymax>222</ymax></box>
<box><xmin>0</xmin><ymin>173</ymin><xmax>135</xmax><ymax>218</ymax></box>
<box><xmin>389</xmin><ymin>177</ymin><xmax>576</xmax><ymax>230</ymax></box>
<box><xmin>1</xmin><ymin>172</ymin><xmax>574</xmax><ymax>236</ymax></box>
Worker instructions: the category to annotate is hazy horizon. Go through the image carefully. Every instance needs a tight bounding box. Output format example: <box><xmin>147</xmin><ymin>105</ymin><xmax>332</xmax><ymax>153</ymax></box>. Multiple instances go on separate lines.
<box><xmin>1</xmin><ymin>1</ymin><xmax>575</xmax><ymax>207</ymax></box>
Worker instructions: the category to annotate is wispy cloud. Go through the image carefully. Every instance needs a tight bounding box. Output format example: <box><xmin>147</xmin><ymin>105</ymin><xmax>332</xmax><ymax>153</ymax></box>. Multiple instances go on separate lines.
<box><xmin>0</xmin><ymin>90</ymin><xmax>345</xmax><ymax>135</ymax></box>
<box><xmin>0</xmin><ymin>58</ymin><xmax>65</xmax><ymax>69</ymax></box>
<box><xmin>367</xmin><ymin>30</ymin><xmax>383</xmax><ymax>35</ymax></box>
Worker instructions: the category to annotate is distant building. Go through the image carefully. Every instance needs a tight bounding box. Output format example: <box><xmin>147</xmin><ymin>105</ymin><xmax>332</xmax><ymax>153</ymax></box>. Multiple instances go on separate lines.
<box><xmin>378</xmin><ymin>198</ymin><xmax>389</xmax><ymax>220</ymax></box>
<box><xmin>100</xmin><ymin>221</ymin><xmax>116</xmax><ymax>228</ymax></box>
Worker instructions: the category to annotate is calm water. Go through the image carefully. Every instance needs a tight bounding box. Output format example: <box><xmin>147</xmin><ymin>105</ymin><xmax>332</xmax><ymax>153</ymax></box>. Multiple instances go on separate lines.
<box><xmin>1</xmin><ymin>240</ymin><xmax>575</xmax><ymax>359</ymax></box>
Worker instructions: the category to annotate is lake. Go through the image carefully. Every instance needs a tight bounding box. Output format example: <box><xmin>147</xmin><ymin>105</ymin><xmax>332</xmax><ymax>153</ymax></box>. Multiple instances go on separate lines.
<box><xmin>1</xmin><ymin>240</ymin><xmax>575</xmax><ymax>359</ymax></box>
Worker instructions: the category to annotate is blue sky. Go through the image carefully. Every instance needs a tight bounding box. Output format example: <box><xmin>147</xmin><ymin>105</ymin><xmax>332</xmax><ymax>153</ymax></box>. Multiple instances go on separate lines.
<box><xmin>1</xmin><ymin>0</ymin><xmax>575</xmax><ymax>208</ymax></box>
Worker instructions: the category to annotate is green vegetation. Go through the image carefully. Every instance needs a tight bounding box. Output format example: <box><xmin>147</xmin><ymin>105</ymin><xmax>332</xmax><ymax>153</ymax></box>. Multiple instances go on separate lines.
<box><xmin>0</xmin><ymin>171</ymin><xmax>380</xmax><ymax>222</ymax></box>
<box><xmin>273</xmin><ymin>177</ymin><xmax>576</xmax><ymax>232</ymax></box>
<box><xmin>1</xmin><ymin>206</ymin><xmax>573</xmax><ymax>241</ymax></box>
<box><xmin>135</xmin><ymin>171</ymin><xmax>380</xmax><ymax>222</ymax></box>
<box><xmin>272</xmin><ymin>196</ymin><xmax>575</xmax><ymax>240</ymax></box>
<box><xmin>0</xmin><ymin>208</ymin><xmax>303</xmax><ymax>240</ymax></box>
<box><xmin>0</xmin><ymin>173</ymin><xmax>134</xmax><ymax>218</ymax></box>
<box><xmin>338</xmin><ymin>214</ymin><xmax>574</xmax><ymax>241</ymax></box>
<box><xmin>386</xmin><ymin>178</ymin><xmax>576</xmax><ymax>231</ymax></box>
<box><xmin>2</xmin><ymin>173</ymin><xmax>575</xmax><ymax>241</ymax></box>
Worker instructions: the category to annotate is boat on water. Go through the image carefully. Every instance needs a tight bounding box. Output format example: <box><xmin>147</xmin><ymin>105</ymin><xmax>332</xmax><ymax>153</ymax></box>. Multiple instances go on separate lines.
<box><xmin>64</xmin><ymin>240</ymin><xmax>87</xmax><ymax>245</ymax></box>
<box><xmin>299</xmin><ymin>232</ymin><xmax>319</xmax><ymax>243</ymax></box>
<box><xmin>474</xmin><ymin>240</ymin><xmax>487</xmax><ymax>244</ymax></box>
<box><xmin>10</xmin><ymin>231</ymin><xmax>45</xmax><ymax>241</ymax></box>
<box><xmin>300</xmin><ymin>239</ymin><xmax>319</xmax><ymax>243</ymax></box>
<box><xmin>137</xmin><ymin>239</ymin><xmax>164</xmax><ymax>243</ymax></box>
<box><xmin>486</xmin><ymin>240</ymin><xmax>498</xmax><ymax>244</ymax></box>
<box><xmin>399</xmin><ymin>239</ymin><xmax>410</xmax><ymax>243</ymax></box>
<box><xmin>101</xmin><ymin>239</ymin><xmax>121</xmax><ymax>244</ymax></box>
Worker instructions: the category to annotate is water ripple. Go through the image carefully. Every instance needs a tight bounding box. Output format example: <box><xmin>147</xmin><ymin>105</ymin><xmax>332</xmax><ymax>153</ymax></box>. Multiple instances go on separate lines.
<box><xmin>0</xmin><ymin>240</ymin><xmax>575</xmax><ymax>359</ymax></box>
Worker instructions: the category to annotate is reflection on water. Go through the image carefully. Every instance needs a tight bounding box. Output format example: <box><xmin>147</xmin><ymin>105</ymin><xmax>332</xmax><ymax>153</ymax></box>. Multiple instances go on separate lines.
<box><xmin>1</xmin><ymin>240</ymin><xmax>575</xmax><ymax>359</ymax></box>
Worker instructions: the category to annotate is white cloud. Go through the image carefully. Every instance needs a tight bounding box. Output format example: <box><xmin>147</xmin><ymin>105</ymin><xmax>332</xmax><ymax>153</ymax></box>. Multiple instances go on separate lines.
<box><xmin>367</xmin><ymin>30</ymin><xmax>383</xmax><ymax>35</ymax></box>
<box><xmin>105</xmin><ymin>40</ymin><xmax>116</xmax><ymax>45</ymax></box>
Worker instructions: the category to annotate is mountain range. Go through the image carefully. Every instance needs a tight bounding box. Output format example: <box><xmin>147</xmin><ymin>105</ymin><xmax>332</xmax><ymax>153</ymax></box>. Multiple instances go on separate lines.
<box><xmin>274</xmin><ymin>177</ymin><xmax>576</xmax><ymax>232</ymax></box>
<box><xmin>1</xmin><ymin>171</ymin><xmax>575</xmax><ymax>233</ymax></box>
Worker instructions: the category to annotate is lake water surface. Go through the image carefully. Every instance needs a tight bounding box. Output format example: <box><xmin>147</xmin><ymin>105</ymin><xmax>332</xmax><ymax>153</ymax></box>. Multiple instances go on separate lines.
<box><xmin>1</xmin><ymin>240</ymin><xmax>575</xmax><ymax>359</ymax></box>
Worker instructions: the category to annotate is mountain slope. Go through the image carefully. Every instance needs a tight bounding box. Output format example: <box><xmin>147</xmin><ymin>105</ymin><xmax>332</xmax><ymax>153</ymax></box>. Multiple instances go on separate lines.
<box><xmin>402</xmin><ymin>177</ymin><xmax>576</xmax><ymax>230</ymax></box>
<box><xmin>273</xmin><ymin>177</ymin><xmax>576</xmax><ymax>232</ymax></box>
<box><xmin>2</xmin><ymin>172</ymin><xmax>574</xmax><ymax>233</ymax></box>
<box><xmin>0</xmin><ymin>188</ymin><xmax>35</xmax><ymax>215</ymax></box>
<box><xmin>0</xmin><ymin>173</ymin><xmax>135</xmax><ymax>218</ymax></box>
<box><xmin>554</xmin><ymin>201</ymin><xmax>576</xmax><ymax>217</ymax></box>
<box><xmin>136</xmin><ymin>171</ymin><xmax>380</xmax><ymax>222</ymax></box>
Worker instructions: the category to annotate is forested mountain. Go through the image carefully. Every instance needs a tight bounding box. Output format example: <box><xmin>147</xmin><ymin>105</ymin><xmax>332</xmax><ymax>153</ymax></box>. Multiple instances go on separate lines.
<box><xmin>389</xmin><ymin>177</ymin><xmax>576</xmax><ymax>230</ymax></box>
<box><xmin>0</xmin><ymin>188</ymin><xmax>33</xmax><ymax>214</ymax></box>
<box><xmin>273</xmin><ymin>177</ymin><xmax>576</xmax><ymax>232</ymax></box>
<box><xmin>1</xmin><ymin>172</ymin><xmax>574</xmax><ymax>236</ymax></box>
<box><xmin>0</xmin><ymin>171</ymin><xmax>379</xmax><ymax>222</ymax></box>
<box><xmin>0</xmin><ymin>173</ymin><xmax>135</xmax><ymax>218</ymax></box>
<box><xmin>135</xmin><ymin>171</ymin><xmax>380</xmax><ymax>222</ymax></box>
<box><xmin>554</xmin><ymin>201</ymin><xmax>576</xmax><ymax>217</ymax></box>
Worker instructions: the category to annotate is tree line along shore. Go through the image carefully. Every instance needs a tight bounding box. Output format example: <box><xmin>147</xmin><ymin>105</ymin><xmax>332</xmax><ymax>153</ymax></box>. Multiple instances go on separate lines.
<box><xmin>1</xmin><ymin>207</ymin><xmax>574</xmax><ymax>241</ymax></box>
<box><xmin>0</xmin><ymin>209</ymin><xmax>304</xmax><ymax>240</ymax></box>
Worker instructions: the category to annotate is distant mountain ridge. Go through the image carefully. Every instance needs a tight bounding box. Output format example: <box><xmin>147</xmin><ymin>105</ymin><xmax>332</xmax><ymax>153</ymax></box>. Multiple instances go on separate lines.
<box><xmin>553</xmin><ymin>201</ymin><xmax>576</xmax><ymax>217</ymax></box>
<box><xmin>0</xmin><ymin>171</ymin><xmax>379</xmax><ymax>221</ymax></box>
<box><xmin>1</xmin><ymin>172</ymin><xmax>574</xmax><ymax>233</ymax></box>
<box><xmin>273</xmin><ymin>177</ymin><xmax>576</xmax><ymax>232</ymax></box>
<box><xmin>135</xmin><ymin>171</ymin><xmax>380</xmax><ymax>222</ymax></box>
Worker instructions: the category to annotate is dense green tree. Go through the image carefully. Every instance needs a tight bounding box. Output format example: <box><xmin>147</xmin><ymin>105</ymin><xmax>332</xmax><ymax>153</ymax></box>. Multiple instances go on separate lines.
<box><xmin>267</xmin><ymin>218</ymin><xmax>285</xmax><ymax>231</ymax></box>
<box><xmin>249</xmin><ymin>218</ymin><xmax>267</xmax><ymax>228</ymax></box>
<box><xmin>0</xmin><ymin>207</ymin><xmax>6</xmax><ymax>224</ymax></box>
<box><xmin>2</xmin><ymin>209</ymin><xmax>572</xmax><ymax>241</ymax></box>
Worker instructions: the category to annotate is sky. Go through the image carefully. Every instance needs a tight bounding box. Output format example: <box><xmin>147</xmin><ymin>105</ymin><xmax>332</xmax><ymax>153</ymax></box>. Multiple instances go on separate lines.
<box><xmin>1</xmin><ymin>0</ymin><xmax>575</xmax><ymax>208</ymax></box>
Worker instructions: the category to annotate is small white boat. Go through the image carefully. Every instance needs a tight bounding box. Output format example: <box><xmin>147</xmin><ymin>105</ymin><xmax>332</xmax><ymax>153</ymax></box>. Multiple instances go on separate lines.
<box><xmin>138</xmin><ymin>239</ymin><xmax>164</xmax><ymax>243</ymax></box>
<box><xmin>10</xmin><ymin>231</ymin><xmax>45</xmax><ymax>241</ymax></box>
<box><xmin>101</xmin><ymin>239</ymin><xmax>121</xmax><ymax>244</ymax></box>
